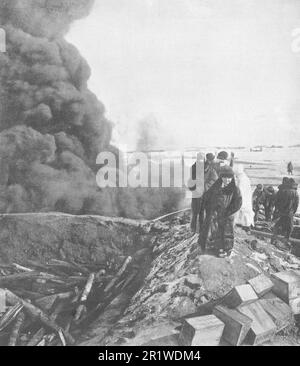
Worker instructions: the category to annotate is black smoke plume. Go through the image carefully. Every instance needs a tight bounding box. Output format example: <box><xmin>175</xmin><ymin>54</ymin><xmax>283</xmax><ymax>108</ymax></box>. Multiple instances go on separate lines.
<box><xmin>0</xmin><ymin>0</ymin><xmax>185</xmax><ymax>219</ymax></box>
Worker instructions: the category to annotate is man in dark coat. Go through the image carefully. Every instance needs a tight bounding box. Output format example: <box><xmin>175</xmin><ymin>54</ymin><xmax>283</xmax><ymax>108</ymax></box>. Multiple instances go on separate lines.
<box><xmin>272</xmin><ymin>178</ymin><xmax>299</xmax><ymax>243</ymax></box>
<box><xmin>198</xmin><ymin>165</ymin><xmax>242</xmax><ymax>258</ymax></box>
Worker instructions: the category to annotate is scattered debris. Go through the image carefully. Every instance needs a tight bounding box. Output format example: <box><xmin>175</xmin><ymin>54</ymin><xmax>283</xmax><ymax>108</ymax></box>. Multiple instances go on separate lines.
<box><xmin>0</xmin><ymin>255</ymin><xmax>142</xmax><ymax>346</ymax></box>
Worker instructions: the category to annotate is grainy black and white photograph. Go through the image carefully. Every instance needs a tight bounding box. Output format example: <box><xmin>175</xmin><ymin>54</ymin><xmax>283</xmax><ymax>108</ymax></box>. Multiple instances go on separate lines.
<box><xmin>0</xmin><ymin>0</ymin><xmax>300</xmax><ymax>351</ymax></box>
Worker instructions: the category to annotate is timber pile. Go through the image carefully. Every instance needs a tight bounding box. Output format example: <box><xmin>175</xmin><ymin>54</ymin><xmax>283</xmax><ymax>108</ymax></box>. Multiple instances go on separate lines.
<box><xmin>0</xmin><ymin>255</ymin><xmax>138</xmax><ymax>346</ymax></box>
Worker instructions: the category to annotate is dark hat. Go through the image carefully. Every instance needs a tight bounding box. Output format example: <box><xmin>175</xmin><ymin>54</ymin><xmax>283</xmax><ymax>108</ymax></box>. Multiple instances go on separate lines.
<box><xmin>267</xmin><ymin>186</ymin><xmax>275</xmax><ymax>193</ymax></box>
<box><xmin>206</xmin><ymin>153</ymin><xmax>215</xmax><ymax>161</ymax></box>
<box><xmin>217</xmin><ymin>151</ymin><xmax>229</xmax><ymax>160</ymax></box>
<box><xmin>219</xmin><ymin>165</ymin><xmax>234</xmax><ymax>178</ymax></box>
<box><xmin>257</xmin><ymin>184</ymin><xmax>263</xmax><ymax>190</ymax></box>
<box><xmin>282</xmin><ymin>177</ymin><xmax>289</xmax><ymax>184</ymax></box>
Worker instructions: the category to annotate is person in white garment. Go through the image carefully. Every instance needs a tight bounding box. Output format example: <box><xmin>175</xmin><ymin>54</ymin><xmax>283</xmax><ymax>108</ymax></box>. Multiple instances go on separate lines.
<box><xmin>234</xmin><ymin>164</ymin><xmax>254</xmax><ymax>228</ymax></box>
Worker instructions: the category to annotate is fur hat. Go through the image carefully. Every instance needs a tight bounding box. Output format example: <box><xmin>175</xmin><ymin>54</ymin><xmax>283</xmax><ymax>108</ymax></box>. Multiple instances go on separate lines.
<box><xmin>219</xmin><ymin>165</ymin><xmax>234</xmax><ymax>178</ymax></box>
<box><xmin>217</xmin><ymin>151</ymin><xmax>229</xmax><ymax>160</ymax></box>
<box><xmin>266</xmin><ymin>186</ymin><xmax>275</xmax><ymax>193</ymax></box>
<box><xmin>206</xmin><ymin>153</ymin><xmax>215</xmax><ymax>161</ymax></box>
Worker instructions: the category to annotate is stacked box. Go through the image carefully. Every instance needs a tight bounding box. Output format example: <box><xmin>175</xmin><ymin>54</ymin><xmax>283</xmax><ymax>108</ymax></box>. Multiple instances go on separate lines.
<box><xmin>271</xmin><ymin>270</ymin><xmax>300</xmax><ymax>314</ymax></box>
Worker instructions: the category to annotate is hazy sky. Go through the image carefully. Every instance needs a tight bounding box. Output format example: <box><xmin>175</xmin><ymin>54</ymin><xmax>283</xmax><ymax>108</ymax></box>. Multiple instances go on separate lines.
<box><xmin>67</xmin><ymin>0</ymin><xmax>300</xmax><ymax>148</ymax></box>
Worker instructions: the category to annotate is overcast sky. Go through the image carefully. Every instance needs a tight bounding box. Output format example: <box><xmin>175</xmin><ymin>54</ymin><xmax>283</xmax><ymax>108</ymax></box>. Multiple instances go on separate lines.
<box><xmin>67</xmin><ymin>0</ymin><xmax>300</xmax><ymax>149</ymax></box>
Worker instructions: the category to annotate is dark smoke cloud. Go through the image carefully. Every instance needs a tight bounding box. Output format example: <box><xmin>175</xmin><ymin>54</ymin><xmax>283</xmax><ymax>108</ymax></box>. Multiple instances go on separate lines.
<box><xmin>0</xmin><ymin>0</ymin><xmax>185</xmax><ymax>219</ymax></box>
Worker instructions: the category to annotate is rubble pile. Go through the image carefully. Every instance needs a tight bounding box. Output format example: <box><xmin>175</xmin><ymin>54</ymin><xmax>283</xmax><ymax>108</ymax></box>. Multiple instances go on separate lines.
<box><xmin>0</xmin><ymin>252</ymin><xmax>152</xmax><ymax>346</ymax></box>
<box><xmin>95</xmin><ymin>215</ymin><xmax>300</xmax><ymax>346</ymax></box>
<box><xmin>1</xmin><ymin>211</ymin><xmax>300</xmax><ymax>346</ymax></box>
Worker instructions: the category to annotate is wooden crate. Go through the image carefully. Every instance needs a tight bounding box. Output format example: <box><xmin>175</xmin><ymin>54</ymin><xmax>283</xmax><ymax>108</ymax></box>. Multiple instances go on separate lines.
<box><xmin>213</xmin><ymin>305</ymin><xmax>252</xmax><ymax>346</ymax></box>
<box><xmin>259</xmin><ymin>293</ymin><xmax>294</xmax><ymax>332</ymax></box>
<box><xmin>271</xmin><ymin>270</ymin><xmax>300</xmax><ymax>302</ymax></box>
<box><xmin>222</xmin><ymin>284</ymin><xmax>258</xmax><ymax>308</ymax></box>
<box><xmin>179</xmin><ymin>315</ymin><xmax>224</xmax><ymax>346</ymax></box>
<box><xmin>289</xmin><ymin>297</ymin><xmax>300</xmax><ymax>315</ymax></box>
<box><xmin>248</xmin><ymin>274</ymin><xmax>273</xmax><ymax>297</ymax></box>
<box><xmin>238</xmin><ymin>302</ymin><xmax>276</xmax><ymax>345</ymax></box>
<box><xmin>0</xmin><ymin>289</ymin><xmax>5</xmax><ymax>314</ymax></box>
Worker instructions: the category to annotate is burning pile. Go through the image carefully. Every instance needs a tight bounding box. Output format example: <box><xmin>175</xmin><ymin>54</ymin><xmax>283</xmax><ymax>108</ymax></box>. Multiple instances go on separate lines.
<box><xmin>0</xmin><ymin>0</ymin><xmax>184</xmax><ymax>219</ymax></box>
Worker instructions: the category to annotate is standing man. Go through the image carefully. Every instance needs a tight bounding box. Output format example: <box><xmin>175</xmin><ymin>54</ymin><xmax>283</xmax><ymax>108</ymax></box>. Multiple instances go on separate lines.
<box><xmin>287</xmin><ymin>161</ymin><xmax>294</xmax><ymax>176</ymax></box>
<box><xmin>198</xmin><ymin>165</ymin><xmax>242</xmax><ymax>257</ymax></box>
<box><xmin>188</xmin><ymin>153</ymin><xmax>205</xmax><ymax>233</ymax></box>
<box><xmin>272</xmin><ymin>178</ymin><xmax>299</xmax><ymax>245</ymax></box>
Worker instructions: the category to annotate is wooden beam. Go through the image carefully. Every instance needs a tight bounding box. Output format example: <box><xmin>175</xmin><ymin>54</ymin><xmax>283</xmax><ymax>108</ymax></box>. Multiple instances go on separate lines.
<box><xmin>250</xmin><ymin>229</ymin><xmax>300</xmax><ymax>245</ymax></box>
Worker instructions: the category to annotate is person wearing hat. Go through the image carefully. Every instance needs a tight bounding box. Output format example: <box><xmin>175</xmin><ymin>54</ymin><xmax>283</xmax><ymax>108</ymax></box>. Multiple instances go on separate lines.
<box><xmin>272</xmin><ymin>178</ymin><xmax>299</xmax><ymax>245</ymax></box>
<box><xmin>198</xmin><ymin>165</ymin><xmax>242</xmax><ymax>258</ymax></box>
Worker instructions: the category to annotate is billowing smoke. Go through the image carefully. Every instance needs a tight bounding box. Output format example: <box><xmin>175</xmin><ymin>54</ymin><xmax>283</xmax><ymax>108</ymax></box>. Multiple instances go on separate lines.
<box><xmin>136</xmin><ymin>115</ymin><xmax>159</xmax><ymax>152</ymax></box>
<box><xmin>0</xmin><ymin>0</ymin><xmax>185</xmax><ymax>219</ymax></box>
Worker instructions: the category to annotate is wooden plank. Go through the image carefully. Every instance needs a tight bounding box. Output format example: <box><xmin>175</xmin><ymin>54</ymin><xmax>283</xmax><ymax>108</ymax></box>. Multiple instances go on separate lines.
<box><xmin>271</xmin><ymin>270</ymin><xmax>300</xmax><ymax>302</ymax></box>
<box><xmin>250</xmin><ymin>229</ymin><xmax>300</xmax><ymax>245</ymax></box>
<box><xmin>259</xmin><ymin>294</ymin><xmax>294</xmax><ymax>332</ymax></box>
<box><xmin>5</xmin><ymin>289</ymin><xmax>75</xmax><ymax>345</ymax></box>
<box><xmin>248</xmin><ymin>274</ymin><xmax>273</xmax><ymax>297</ymax></box>
<box><xmin>222</xmin><ymin>284</ymin><xmax>258</xmax><ymax>308</ymax></box>
<box><xmin>238</xmin><ymin>302</ymin><xmax>277</xmax><ymax>345</ymax></box>
<box><xmin>213</xmin><ymin>305</ymin><xmax>252</xmax><ymax>346</ymax></box>
<box><xmin>179</xmin><ymin>315</ymin><xmax>224</xmax><ymax>346</ymax></box>
<box><xmin>152</xmin><ymin>208</ymin><xmax>191</xmax><ymax>223</ymax></box>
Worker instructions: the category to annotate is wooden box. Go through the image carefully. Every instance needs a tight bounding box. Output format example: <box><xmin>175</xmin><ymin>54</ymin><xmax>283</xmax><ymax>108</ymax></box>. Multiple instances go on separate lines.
<box><xmin>248</xmin><ymin>274</ymin><xmax>273</xmax><ymax>297</ymax></box>
<box><xmin>289</xmin><ymin>297</ymin><xmax>300</xmax><ymax>315</ymax></box>
<box><xmin>222</xmin><ymin>284</ymin><xmax>258</xmax><ymax>308</ymax></box>
<box><xmin>213</xmin><ymin>305</ymin><xmax>252</xmax><ymax>346</ymax></box>
<box><xmin>271</xmin><ymin>270</ymin><xmax>300</xmax><ymax>302</ymax></box>
<box><xmin>179</xmin><ymin>315</ymin><xmax>224</xmax><ymax>346</ymax></box>
<box><xmin>259</xmin><ymin>293</ymin><xmax>294</xmax><ymax>332</ymax></box>
<box><xmin>238</xmin><ymin>302</ymin><xmax>276</xmax><ymax>345</ymax></box>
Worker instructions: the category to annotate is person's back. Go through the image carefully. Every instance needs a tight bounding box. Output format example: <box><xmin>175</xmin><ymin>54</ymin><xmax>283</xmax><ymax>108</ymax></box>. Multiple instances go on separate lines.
<box><xmin>275</xmin><ymin>179</ymin><xmax>299</xmax><ymax>217</ymax></box>
<box><xmin>272</xmin><ymin>178</ymin><xmax>299</xmax><ymax>242</ymax></box>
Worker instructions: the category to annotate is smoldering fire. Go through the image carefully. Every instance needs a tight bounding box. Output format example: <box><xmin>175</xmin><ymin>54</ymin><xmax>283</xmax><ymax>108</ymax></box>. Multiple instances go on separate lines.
<box><xmin>0</xmin><ymin>0</ymin><xmax>185</xmax><ymax>219</ymax></box>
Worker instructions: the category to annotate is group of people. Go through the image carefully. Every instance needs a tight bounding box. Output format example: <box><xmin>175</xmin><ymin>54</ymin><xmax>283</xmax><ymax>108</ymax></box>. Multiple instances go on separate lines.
<box><xmin>252</xmin><ymin>177</ymin><xmax>299</xmax><ymax>242</ymax></box>
<box><xmin>189</xmin><ymin>151</ymin><xmax>299</xmax><ymax>258</ymax></box>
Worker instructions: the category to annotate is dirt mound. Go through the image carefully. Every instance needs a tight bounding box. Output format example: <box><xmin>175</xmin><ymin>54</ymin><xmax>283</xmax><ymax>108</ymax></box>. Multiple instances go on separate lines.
<box><xmin>0</xmin><ymin>213</ymin><xmax>150</xmax><ymax>269</ymax></box>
